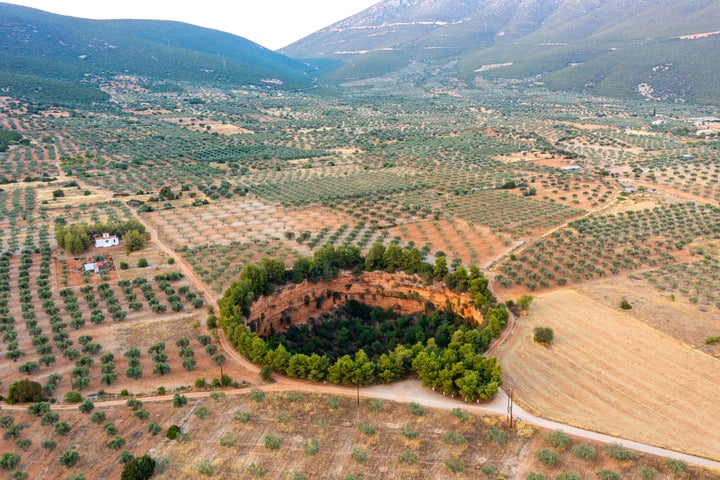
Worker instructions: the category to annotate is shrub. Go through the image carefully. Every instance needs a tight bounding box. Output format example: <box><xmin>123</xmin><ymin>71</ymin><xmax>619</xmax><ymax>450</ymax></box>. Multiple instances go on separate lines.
<box><xmin>7</xmin><ymin>379</ymin><xmax>42</xmax><ymax>404</ymax></box>
<box><xmin>409</xmin><ymin>402</ymin><xmax>424</xmax><ymax>416</ymax></box>
<box><xmin>119</xmin><ymin>451</ymin><xmax>134</xmax><ymax>465</ymax></box>
<box><xmin>148</xmin><ymin>422</ymin><xmax>162</xmax><ymax>435</ymax></box>
<box><xmin>264</xmin><ymin>434</ymin><xmax>282</xmax><ymax>450</ymax></box>
<box><xmin>302</xmin><ymin>438</ymin><xmax>320</xmax><ymax>455</ymax></box>
<box><xmin>249</xmin><ymin>389</ymin><xmax>265</xmax><ymax>402</ymax></box>
<box><xmin>247</xmin><ymin>462</ymin><xmax>265</xmax><ymax>478</ymax></box>
<box><xmin>555</xmin><ymin>473</ymin><xmax>581</xmax><ymax>480</ymax></box>
<box><xmin>485</xmin><ymin>427</ymin><xmax>506</xmax><ymax>444</ymax></box>
<box><xmin>54</xmin><ymin>422</ymin><xmax>71</xmax><ymax>435</ymax></box>
<box><xmin>78</xmin><ymin>400</ymin><xmax>94</xmax><ymax>413</ymax></box>
<box><xmin>637</xmin><ymin>466</ymin><xmax>658</xmax><ymax>480</ymax></box>
<box><xmin>260</xmin><ymin>365</ymin><xmax>272</xmax><ymax>381</ymax></box>
<box><xmin>172</xmin><ymin>394</ymin><xmax>187</xmax><ymax>407</ymax></box>
<box><xmin>0</xmin><ymin>453</ymin><xmax>20</xmax><ymax>470</ymax></box>
<box><xmin>41</xmin><ymin>439</ymin><xmax>57</xmax><ymax>450</ymax></box>
<box><xmin>402</xmin><ymin>423</ymin><xmax>419</xmax><ymax>440</ymax></box>
<box><xmin>137</xmin><ymin>258</ymin><xmax>148</xmax><ymax>268</ymax></box>
<box><xmin>197</xmin><ymin>459</ymin><xmax>215</xmax><ymax>477</ymax></box>
<box><xmin>234</xmin><ymin>409</ymin><xmax>252</xmax><ymax>423</ymax></box>
<box><xmin>358</xmin><ymin>422</ymin><xmax>376</xmax><ymax>436</ymax></box>
<box><xmin>58</xmin><ymin>450</ymin><xmax>80</xmax><ymax>467</ymax></box>
<box><xmin>666</xmin><ymin>458</ymin><xmax>688</xmax><ymax>475</ymax></box>
<box><xmin>481</xmin><ymin>464</ymin><xmax>498</xmax><ymax>477</ymax></box>
<box><xmin>398</xmin><ymin>450</ymin><xmax>417</xmax><ymax>465</ymax></box>
<box><xmin>534</xmin><ymin>327</ymin><xmax>554</xmax><ymax>345</ymax></box>
<box><xmin>195</xmin><ymin>406</ymin><xmax>210</xmax><ymax>419</ymax></box>
<box><xmin>216</xmin><ymin>431</ymin><xmax>235</xmax><ymax>447</ymax></box>
<box><xmin>596</xmin><ymin>469</ymin><xmax>621</xmax><ymax>480</ymax></box>
<box><xmin>606</xmin><ymin>443</ymin><xmax>634</xmax><ymax>461</ymax></box>
<box><xmin>368</xmin><ymin>398</ymin><xmax>383</xmax><ymax>412</ymax></box>
<box><xmin>537</xmin><ymin>448</ymin><xmax>559</xmax><ymax>467</ymax></box>
<box><xmin>166</xmin><ymin>425</ymin><xmax>181</xmax><ymax>440</ymax></box>
<box><xmin>351</xmin><ymin>446</ymin><xmax>368</xmax><ymax>464</ymax></box>
<box><xmin>443</xmin><ymin>430</ymin><xmax>467</xmax><ymax>445</ymax></box>
<box><xmin>64</xmin><ymin>391</ymin><xmax>83</xmax><ymax>403</ymax></box>
<box><xmin>572</xmin><ymin>443</ymin><xmax>596</xmax><ymax>461</ymax></box>
<box><xmin>545</xmin><ymin>429</ymin><xmax>570</xmax><ymax>449</ymax></box>
<box><xmin>451</xmin><ymin>407</ymin><xmax>468</xmax><ymax>423</ymax></box>
<box><xmin>619</xmin><ymin>298</ymin><xmax>632</xmax><ymax>310</ymax></box>
<box><xmin>107</xmin><ymin>436</ymin><xmax>126</xmax><ymax>450</ymax></box>
<box><xmin>526</xmin><ymin>473</ymin><xmax>547</xmax><ymax>480</ymax></box>
<box><xmin>445</xmin><ymin>456</ymin><xmax>465</xmax><ymax>473</ymax></box>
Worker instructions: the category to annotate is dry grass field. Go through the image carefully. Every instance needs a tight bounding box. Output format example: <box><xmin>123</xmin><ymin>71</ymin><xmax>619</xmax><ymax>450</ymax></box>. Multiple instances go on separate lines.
<box><xmin>497</xmin><ymin>288</ymin><xmax>720</xmax><ymax>461</ymax></box>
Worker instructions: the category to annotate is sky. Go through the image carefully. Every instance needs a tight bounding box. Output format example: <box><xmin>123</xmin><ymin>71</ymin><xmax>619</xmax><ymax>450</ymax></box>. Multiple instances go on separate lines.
<box><xmin>6</xmin><ymin>0</ymin><xmax>380</xmax><ymax>50</ymax></box>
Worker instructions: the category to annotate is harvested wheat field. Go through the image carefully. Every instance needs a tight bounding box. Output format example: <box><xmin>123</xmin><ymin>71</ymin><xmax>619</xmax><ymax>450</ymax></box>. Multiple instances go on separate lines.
<box><xmin>498</xmin><ymin>289</ymin><xmax>720</xmax><ymax>461</ymax></box>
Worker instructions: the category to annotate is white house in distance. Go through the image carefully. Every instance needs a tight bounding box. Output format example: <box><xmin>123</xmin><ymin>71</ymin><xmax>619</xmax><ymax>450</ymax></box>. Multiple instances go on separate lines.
<box><xmin>95</xmin><ymin>232</ymin><xmax>119</xmax><ymax>248</ymax></box>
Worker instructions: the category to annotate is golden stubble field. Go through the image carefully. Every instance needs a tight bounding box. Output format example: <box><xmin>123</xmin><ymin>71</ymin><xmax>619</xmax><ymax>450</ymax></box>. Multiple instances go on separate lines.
<box><xmin>497</xmin><ymin>287</ymin><xmax>720</xmax><ymax>461</ymax></box>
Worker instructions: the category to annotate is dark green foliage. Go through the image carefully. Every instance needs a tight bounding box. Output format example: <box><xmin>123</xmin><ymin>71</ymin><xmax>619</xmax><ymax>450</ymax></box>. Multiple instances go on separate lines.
<box><xmin>619</xmin><ymin>298</ymin><xmax>633</xmax><ymax>310</ymax></box>
<box><xmin>64</xmin><ymin>391</ymin><xmax>83</xmax><ymax>403</ymax></box>
<box><xmin>166</xmin><ymin>425</ymin><xmax>181</xmax><ymax>440</ymax></box>
<box><xmin>58</xmin><ymin>450</ymin><xmax>79</xmax><ymax>467</ymax></box>
<box><xmin>0</xmin><ymin>453</ymin><xmax>20</xmax><ymax>470</ymax></box>
<box><xmin>534</xmin><ymin>327</ymin><xmax>554</xmax><ymax>345</ymax></box>
<box><xmin>7</xmin><ymin>379</ymin><xmax>42</xmax><ymax>404</ymax></box>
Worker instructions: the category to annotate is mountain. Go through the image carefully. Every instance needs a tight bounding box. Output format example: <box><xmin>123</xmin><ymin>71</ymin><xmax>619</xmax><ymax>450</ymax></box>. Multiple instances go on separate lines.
<box><xmin>0</xmin><ymin>3</ymin><xmax>313</xmax><ymax>106</ymax></box>
<box><xmin>282</xmin><ymin>0</ymin><xmax>720</xmax><ymax>103</ymax></box>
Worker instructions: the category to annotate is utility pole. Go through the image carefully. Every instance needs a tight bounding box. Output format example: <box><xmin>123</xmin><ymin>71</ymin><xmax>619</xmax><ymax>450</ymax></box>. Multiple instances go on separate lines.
<box><xmin>506</xmin><ymin>383</ymin><xmax>514</xmax><ymax>429</ymax></box>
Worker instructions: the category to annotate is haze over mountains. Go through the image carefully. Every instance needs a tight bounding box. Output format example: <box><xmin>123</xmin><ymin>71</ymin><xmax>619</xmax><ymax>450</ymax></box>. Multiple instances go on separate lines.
<box><xmin>1</xmin><ymin>1</ymin><xmax>719</xmax><ymax>104</ymax></box>
<box><xmin>284</xmin><ymin>0</ymin><xmax>720</xmax><ymax>103</ymax></box>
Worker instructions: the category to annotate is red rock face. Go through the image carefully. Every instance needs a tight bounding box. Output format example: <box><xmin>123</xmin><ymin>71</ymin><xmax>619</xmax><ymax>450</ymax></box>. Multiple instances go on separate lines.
<box><xmin>248</xmin><ymin>271</ymin><xmax>483</xmax><ymax>335</ymax></box>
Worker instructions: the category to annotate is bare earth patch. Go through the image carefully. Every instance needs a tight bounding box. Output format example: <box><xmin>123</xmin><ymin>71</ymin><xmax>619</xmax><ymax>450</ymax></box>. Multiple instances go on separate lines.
<box><xmin>497</xmin><ymin>288</ymin><xmax>720</xmax><ymax>460</ymax></box>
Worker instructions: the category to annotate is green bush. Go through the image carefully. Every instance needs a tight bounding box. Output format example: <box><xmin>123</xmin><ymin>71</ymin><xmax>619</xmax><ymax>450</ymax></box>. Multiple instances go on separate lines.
<box><xmin>666</xmin><ymin>458</ymin><xmax>688</xmax><ymax>475</ymax></box>
<box><xmin>637</xmin><ymin>466</ymin><xmax>658</xmax><ymax>480</ymax></box>
<box><xmin>120</xmin><ymin>454</ymin><xmax>156</xmax><ymax>480</ymax></box>
<box><xmin>398</xmin><ymin>450</ymin><xmax>417</xmax><ymax>465</ymax></box>
<box><xmin>137</xmin><ymin>258</ymin><xmax>148</xmax><ymax>268</ymax></box>
<box><xmin>445</xmin><ymin>456</ymin><xmax>465</xmax><ymax>473</ymax></box>
<box><xmin>596</xmin><ymin>469</ymin><xmax>620</xmax><ymax>480</ymax></box>
<box><xmin>526</xmin><ymin>473</ymin><xmax>547</xmax><ymax>480</ymax></box>
<box><xmin>572</xmin><ymin>443</ymin><xmax>596</xmax><ymax>461</ymax></box>
<box><xmin>534</xmin><ymin>327</ymin><xmax>554</xmax><ymax>345</ymax></box>
<box><xmin>302</xmin><ymin>438</ymin><xmax>319</xmax><ymax>455</ymax></box>
<box><xmin>555</xmin><ymin>473</ymin><xmax>581</xmax><ymax>480</ymax></box>
<box><xmin>264</xmin><ymin>434</ymin><xmax>282</xmax><ymax>450</ymax></box>
<box><xmin>544</xmin><ymin>429</ymin><xmax>570</xmax><ymax>448</ymax></box>
<box><xmin>351</xmin><ymin>446</ymin><xmax>368</xmax><ymax>464</ymax></box>
<box><xmin>166</xmin><ymin>425</ymin><xmax>181</xmax><ymax>440</ymax></box>
<box><xmin>7</xmin><ymin>379</ymin><xmax>43</xmax><ymax>404</ymax></box>
<box><xmin>537</xmin><ymin>448</ymin><xmax>559</xmax><ymax>467</ymax></box>
<box><xmin>197</xmin><ymin>459</ymin><xmax>215</xmax><ymax>477</ymax></box>
<box><xmin>234</xmin><ymin>409</ymin><xmax>251</xmax><ymax>423</ymax></box>
<box><xmin>64</xmin><ymin>391</ymin><xmax>83</xmax><ymax>403</ymax></box>
<box><xmin>0</xmin><ymin>453</ymin><xmax>20</xmax><ymax>470</ymax></box>
<box><xmin>485</xmin><ymin>427</ymin><xmax>506</xmax><ymax>444</ymax></box>
<box><xmin>606</xmin><ymin>443</ymin><xmax>634</xmax><ymax>461</ymax></box>
<box><xmin>59</xmin><ymin>450</ymin><xmax>80</xmax><ymax>467</ymax></box>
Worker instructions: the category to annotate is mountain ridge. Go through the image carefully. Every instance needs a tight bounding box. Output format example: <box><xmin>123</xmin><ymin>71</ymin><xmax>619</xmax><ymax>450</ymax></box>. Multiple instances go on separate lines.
<box><xmin>283</xmin><ymin>0</ymin><xmax>720</xmax><ymax>103</ymax></box>
<box><xmin>0</xmin><ymin>2</ymin><xmax>314</xmax><ymax>106</ymax></box>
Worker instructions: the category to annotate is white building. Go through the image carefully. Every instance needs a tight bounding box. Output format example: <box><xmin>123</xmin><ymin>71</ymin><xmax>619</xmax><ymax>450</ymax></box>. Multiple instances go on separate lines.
<box><xmin>95</xmin><ymin>233</ymin><xmax>119</xmax><ymax>248</ymax></box>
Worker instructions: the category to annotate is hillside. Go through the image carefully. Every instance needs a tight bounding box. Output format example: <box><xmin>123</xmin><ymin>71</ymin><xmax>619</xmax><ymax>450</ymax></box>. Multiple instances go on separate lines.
<box><xmin>0</xmin><ymin>3</ymin><xmax>313</xmax><ymax>106</ymax></box>
<box><xmin>282</xmin><ymin>0</ymin><xmax>720</xmax><ymax>103</ymax></box>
